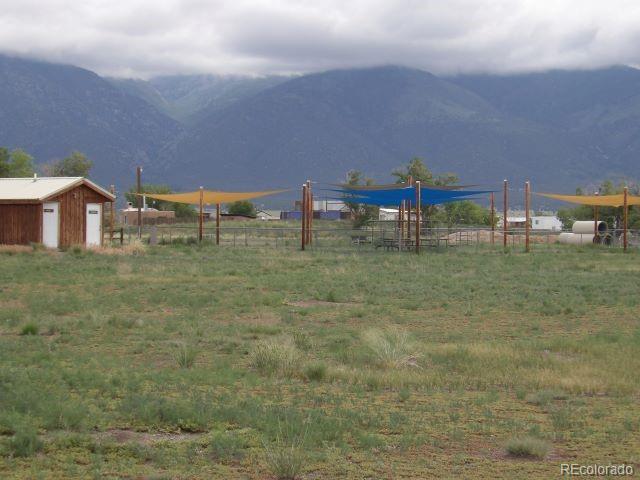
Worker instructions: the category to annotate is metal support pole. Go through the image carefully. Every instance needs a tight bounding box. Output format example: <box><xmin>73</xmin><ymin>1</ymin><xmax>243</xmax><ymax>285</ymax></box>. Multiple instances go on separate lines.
<box><xmin>623</xmin><ymin>186</ymin><xmax>628</xmax><ymax>251</ymax></box>
<box><xmin>136</xmin><ymin>166</ymin><xmax>142</xmax><ymax>239</ymax></box>
<box><xmin>301</xmin><ymin>184</ymin><xmax>307</xmax><ymax>251</ymax></box>
<box><xmin>490</xmin><ymin>192</ymin><xmax>495</xmax><ymax>245</ymax></box>
<box><xmin>503</xmin><ymin>179</ymin><xmax>508</xmax><ymax>249</ymax></box>
<box><xmin>110</xmin><ymin>184</ymin><xmax>115</xmax><ymax>244</ymax></box>
<box><xmin>198</xmin><ymin>186</ymin><xmax>204</xmax><ymax>242</ymax></box>
<box><xmin>415</xmin><ymin>181</ymin><xmax>421</xmax><ymax>253</ymax></box>
<box><xmin>525</xmin><ymin>181</ymin><xmax>530</xmax><ymax>253</ymax></box>
<box><xmin>306</xmin><ymin>180</ymin><xmax>312</xmax><ymax>246</ymax></box>
<box><xmin>216</xmin><ymin>202</ymin><xmax>221</xmax><ymax>245</ymax></box>
<box><xmin>399</xmin><ymin>202</ymin><xmax>403</xmax><ymax>243</ymax></box>
<box><xmin>407</xmin><ymin>176</ymin><xmax>413</xmax><ymax>242</ymax></box>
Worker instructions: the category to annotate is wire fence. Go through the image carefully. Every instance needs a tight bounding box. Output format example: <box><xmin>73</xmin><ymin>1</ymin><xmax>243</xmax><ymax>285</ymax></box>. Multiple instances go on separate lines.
<box><xmin>105</xmin><ymin>220</ymin><xmax>640</xmax><ymax>252</ymax></box>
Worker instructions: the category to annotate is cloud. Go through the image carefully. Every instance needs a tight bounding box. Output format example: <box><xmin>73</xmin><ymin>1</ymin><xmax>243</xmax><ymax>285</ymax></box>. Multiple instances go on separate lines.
<box><xmin>0</xmin><ymin>0</ymin><xmax>639</xmax><ymax>77</ymax></box>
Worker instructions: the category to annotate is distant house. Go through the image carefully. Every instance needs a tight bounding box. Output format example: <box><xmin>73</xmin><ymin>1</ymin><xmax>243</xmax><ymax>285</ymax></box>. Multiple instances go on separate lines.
<box><xmin>498</xmin><ymin>212</ymin><xmax>562</xmax><ymax>230</ymax></box>
<box><xmin>282</xmin><ymin>199</ymin><xmax>349</xmax><ymax>221</ymax></box>
<box><xmin>506</xmin><ymin>216</ymin><xmax>527</xmax><ymax>228</ymax></box>
<box><xmin>0</xmin><ymin>176</ymin><xmax>115</xmax><ymax>248</ymax></box>
<box><xmin>379</xmin><ymin>208</ymin><xmax>399</xmax><ymax>221</ymax></box>
<box><xmin>257</xmin><ymin>209</ymin><xmax>282</xmax><ymax>221</ymax></box>
<box><xmin>378</xmin><ymin>209</ymin><xmax>418</xmax><ymax>221</ymax></box>
<box><xmin>313</xmin><ymin>199</ymin><xmax>348</xmax><ymax>212</ymax></box>
<box><xmin>281</xmin><ymin>211</ymin><xmax>303</xmax><ymax>220</ymax></box>
<box><xmin>121</xmin><ymin>203</ymin><xmax>175</xmax><ymax>225</ymax></box>
<box><xmin>531</xmin><ymin>215</ymin><xmax>563</xmax><ymax>231</ymax></box>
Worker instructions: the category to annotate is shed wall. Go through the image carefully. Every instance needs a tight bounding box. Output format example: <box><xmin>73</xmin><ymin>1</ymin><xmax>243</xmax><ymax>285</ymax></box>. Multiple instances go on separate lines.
<box><xmin>51</xmin><ymin>184</ymin><xmax>107</xmax><ymax>247</ymax></box>
<box><xmin>0</xmin><ymin>204</ymin><xmax>41</xmax><ymax>244</ymax></box>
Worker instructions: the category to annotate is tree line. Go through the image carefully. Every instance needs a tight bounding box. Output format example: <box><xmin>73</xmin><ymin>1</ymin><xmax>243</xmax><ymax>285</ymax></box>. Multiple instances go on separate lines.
<box><xmin>0</xmin><ymin>148</ymin><xmax>93</xmax><ymax>178</ymax></box>
<box><xmin>4</xmin><ymin>147</ymin><xmax>635</xmax><ymax>227</ymax></box>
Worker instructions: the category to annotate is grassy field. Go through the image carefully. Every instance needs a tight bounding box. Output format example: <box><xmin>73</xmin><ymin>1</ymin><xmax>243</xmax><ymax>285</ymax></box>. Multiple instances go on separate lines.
<box><xmin>0</xmin><ymin>243</ymin><xmax>638</xmax><ymax>479</ymax></box>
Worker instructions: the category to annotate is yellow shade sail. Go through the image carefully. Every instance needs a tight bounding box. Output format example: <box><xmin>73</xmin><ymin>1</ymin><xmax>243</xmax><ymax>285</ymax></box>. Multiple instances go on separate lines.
<box><xmin>140</xmin><ymin>189</ymin><xmax>288</xmax><ymax>205</ymax></box>
<box><xmin>536</xmin><ymin>192</ymin><xmax>640</xmax><ymax>207</ymax></box>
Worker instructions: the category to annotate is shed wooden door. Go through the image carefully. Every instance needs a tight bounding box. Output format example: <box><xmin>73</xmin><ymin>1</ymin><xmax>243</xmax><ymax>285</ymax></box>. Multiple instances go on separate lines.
<box><xmin>86</xmin><ymin>203</ymin><xmax>102</xmax><ymax>247</ymax></box>
<box><xmin>42</xmin><ymin>202</ymin><xmax>59</xmax><ymax>248</ymax></box>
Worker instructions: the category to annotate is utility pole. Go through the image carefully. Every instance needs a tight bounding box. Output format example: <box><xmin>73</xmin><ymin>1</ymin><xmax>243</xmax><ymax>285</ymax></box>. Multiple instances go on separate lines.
<box><xmin>136</xmin><ymin>166</ymin><xmax>142</xmax><ymax>239</ymax></box>
<box><xmin>525</xmin><ymin>181</ymin><xmax>530</xmax><ymax>253</ymax></box>
<box><xmin>503</xmin><ymin>179</ymin><xmax>508</xmax><ymax>249</ymax></box>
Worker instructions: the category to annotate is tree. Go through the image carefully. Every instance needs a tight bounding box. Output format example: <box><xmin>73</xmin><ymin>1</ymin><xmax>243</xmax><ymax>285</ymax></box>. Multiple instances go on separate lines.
<box><xmin>344</xmin><ymin>170</ymin><xmax>379</xmax><ymax>228</ymax></box>
<box><xmin>125</xmin><ymin>184</ymin><xmax>197</xmax><ymax>219</ymax></box>
<box><xmin>433</xmin><ymin>200</ymin><xmax>491</xmax><ymax>227</ymax></box>
<box><xmin>391</xmin><ymin>157</ymin><xmax>458</xmax><ymax>186</ymax></box>
<box><xmin>43</xmin><ymin>151</ymin><xmax>93</xmax><ymax>177</ymax></box>
<box><xmin>227</xmin><ymin>200</ymin><xmax>256</xmax><ymax>217</ymax></box>
<box><xmin>392</xmin><ymin>157</ymin><xmax>460</xmax><ymax>220</ymax></box>
<box><xmin>0</xmin><ymin>147</ymin><xmax>35</xmax><ymax>177</ymax></box>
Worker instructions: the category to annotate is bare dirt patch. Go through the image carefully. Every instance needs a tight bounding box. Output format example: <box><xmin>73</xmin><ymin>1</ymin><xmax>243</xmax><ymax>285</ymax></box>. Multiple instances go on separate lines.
<box><xmin>99</xmin><ymin>429</ymin><xmax>205</xmax><ymax>445</ymax></box>
<box><xmin>286</xmin><ymin>300</ymin><xmax>358</xmax><ymax>308</ymax></box>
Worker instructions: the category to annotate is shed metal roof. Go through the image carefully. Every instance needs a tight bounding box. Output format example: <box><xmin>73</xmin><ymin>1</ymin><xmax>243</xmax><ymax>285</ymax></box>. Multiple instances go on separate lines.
<box><xmin>0</xmin><ymin>177</ymin><xmax>115</xmax><ymax>201</ymax></box>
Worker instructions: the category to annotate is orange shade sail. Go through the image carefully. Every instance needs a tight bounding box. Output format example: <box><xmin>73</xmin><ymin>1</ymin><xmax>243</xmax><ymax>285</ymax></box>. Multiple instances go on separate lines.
<box><xmin>140</xmin><ymin>189</ymin><xmax>288</xmax><ymax>205</ymax></box>
<box><xmin>536</xmin><ymin>192</ymin><xmax>640</xmax><ymax>207</ymax></box>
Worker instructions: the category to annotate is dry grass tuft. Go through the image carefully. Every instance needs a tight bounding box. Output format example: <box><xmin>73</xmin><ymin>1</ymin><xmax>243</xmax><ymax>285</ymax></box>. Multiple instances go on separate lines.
<box><xmin>91</xmin><ymin>244</ymin><xmax>146</xmax><ymax>256</ymax></box>
<box><xmin>505</xmin><ymin>436</ymin><xmax>551</xmax><ymax>459</ymax></box>
<box><xmin>0</xmin><ymin>245</ymin><xmax>35</xmax><ymax>254</ymax></box>
<box><xmin>362</xmin><ymin>328</ymin><xmax>421</xmax><ymax>369</ymax></box>
<box><xmin>249</xmin><ymin>338</ymin><xmax>301</xmax><ymax>378</ymax></box>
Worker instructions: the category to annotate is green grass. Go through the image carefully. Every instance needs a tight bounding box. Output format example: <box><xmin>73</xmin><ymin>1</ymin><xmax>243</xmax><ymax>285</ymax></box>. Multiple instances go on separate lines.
<box><xmin>19</xmin><ymin>323</ymin><xmax>38</xmax><ymax>336</ymax></box>
<box><xmin>0</xmin><ymin>245</ymin><xmax>639</xmax><ymax>478</ymax></box>
<box><xmin>5</xmin><ymin>424</ymin><xmax>43</xmax><ymax>458</ymax></box>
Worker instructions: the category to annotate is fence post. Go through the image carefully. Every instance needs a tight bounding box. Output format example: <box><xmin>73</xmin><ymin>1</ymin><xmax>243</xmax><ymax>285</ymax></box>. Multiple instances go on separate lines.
<box><xmin>490</xmin><ymin>192</ymin><xmax>495</xmax><ymax>246</ymax></box>
<box><xmin>525</xmin><ymin>181</ymin><xmax>530</xmax><ymax>253</ymax></box>
<box><xmin>415</xmin><ymin>181</ymin><xmax>421</xmax><ymax>253</ymax></box>
<box><xmin>301</xmin><ymin>184</ymin><xmax>307</xmax><ymax>251</ymax></box>
<box><xmin>503</xmin><ymin>179</ymin><xmax>508</xmax><ymax>249</ymax></box>
<box><xmin>623</xmin><ymin>187</ymin><xmax>628</xmax><ymax>252</ymax></box>
<box><xmin>216</xmin><ymin>202</ymin><xmax>221</xmax><ymax>245</ymax></box>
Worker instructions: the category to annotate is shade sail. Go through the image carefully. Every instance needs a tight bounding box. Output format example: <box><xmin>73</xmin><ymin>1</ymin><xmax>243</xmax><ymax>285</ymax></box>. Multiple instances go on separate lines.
<box><xmin>141</xmin><ymin>189</ymin><xmax>288</xmax><ymax>205</ymax></box>
<box><xmin>537</xmin><ymin>192</ymin><xmax>640</xmax><ymax>207</ymax></box>
<box><xmin>328</xmin><ymin>195</ymin><xmax>485</xmax><ymax>206</ymax></box>
<box><xmin>331</xmin><ymin>182</ymin><xmax>476</xmax><ymax>191</ymax></box>
<box><xmin>328</xmin><ymin>186</ymin><xmax>492</xmax><ymax>205</ymax></box>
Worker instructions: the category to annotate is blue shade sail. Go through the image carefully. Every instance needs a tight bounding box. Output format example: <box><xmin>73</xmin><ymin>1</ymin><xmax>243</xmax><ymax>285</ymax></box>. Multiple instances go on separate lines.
<box><xmin>324</xmin><ymin>186</ymin><xmax>493</xmax><ymax>206</ymax></box>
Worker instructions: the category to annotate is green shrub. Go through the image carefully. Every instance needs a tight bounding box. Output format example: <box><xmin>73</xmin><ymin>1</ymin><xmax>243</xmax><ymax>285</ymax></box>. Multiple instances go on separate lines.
<box><xmin>505</xmin><ymin>436</ymin><xmax>550</xmax><ymax>459</ymax></box>
<box><xmin>171</xmin><ymin>340</ymin><xmax>199</xmax><ymax>369</ymax></box>
<box><xmin>398</xmin><ymin>387</ymin><xmax>411</xmax><ymax>403</ymax></box>
<box><xmin>20</xmin><ymin>323</ymin><xmax>39</xmax><ymax>336</ymax></box>
<box><xmin>119</xmin><ymin>394</ymin><xmax>212</xmax><ymax>432</ymax></box>
<box><xmin>303</xmin><ymin>362</ymin><xmax>327</xmax><ymax>382</ymax></box>
<box><xmin>207</xmin><ymin>430</ymin><xmax>248</xmax><ymax>463</ymax></box>
<box><xmin>324</xmin><ymin>290</ymin><xmax>339</xmax><ymax>303</ymax></box>
<box><xmin>551</xmin><ymin>407</ymin><xmax>573</xmax><ymax>432</ymax></box>
<box><xmin>249</xmin><ymin>339</ymin><xmax>300</xmax><ymax>378</ymax></box>
<box><xmin>42</xmin><ymin>399</ymin><xmax>88</xmax><ymax>431</ymax></box>
<box><xmin>8</xmin><ymin>424</ymin><xmax>43</xmax><ymax>457</ymax></box>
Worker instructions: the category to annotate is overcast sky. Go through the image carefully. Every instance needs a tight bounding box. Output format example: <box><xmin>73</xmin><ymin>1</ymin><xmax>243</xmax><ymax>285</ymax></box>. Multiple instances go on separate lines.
<box><xmin>1</xmin><ymin>0</ymin><xmax>639</xmax><ymax>78</ymax></box>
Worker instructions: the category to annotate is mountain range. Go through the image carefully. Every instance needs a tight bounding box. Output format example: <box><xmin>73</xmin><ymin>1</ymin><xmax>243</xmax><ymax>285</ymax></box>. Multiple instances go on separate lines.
<box><xmin>1</xmin><ymin>54</ymin><xmax>639</xmax><ymax>196</ymax></box>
